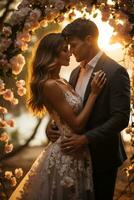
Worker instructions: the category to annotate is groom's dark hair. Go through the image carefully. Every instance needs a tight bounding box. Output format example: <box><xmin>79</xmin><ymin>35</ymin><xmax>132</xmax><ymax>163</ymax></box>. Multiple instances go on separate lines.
<box><xmin>62</xmin><ymin>18</ymin><xmax>99</xmax><ymax>41</ymax></box>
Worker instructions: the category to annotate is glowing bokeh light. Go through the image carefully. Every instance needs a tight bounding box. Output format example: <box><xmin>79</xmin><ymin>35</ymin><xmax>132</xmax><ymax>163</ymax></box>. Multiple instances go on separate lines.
<box><xmin>107</xmin><ymin>0</ymin><xmax>115</xmax><ymax>5</ymax></box>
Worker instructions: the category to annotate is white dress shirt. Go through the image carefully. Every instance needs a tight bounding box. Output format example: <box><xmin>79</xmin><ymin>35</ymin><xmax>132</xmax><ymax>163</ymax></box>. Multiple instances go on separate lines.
<box><xmin>75</xmin><ymin>51</ymin><xmax>103</xmax><ymax>101</ymax></box>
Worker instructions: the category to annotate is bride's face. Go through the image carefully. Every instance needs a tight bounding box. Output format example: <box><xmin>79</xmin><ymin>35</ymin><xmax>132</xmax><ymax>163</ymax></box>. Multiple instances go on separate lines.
<box><xmin>57</xmin><ymin>42</ymin><xmax>71</xmax><ymax>66</ymax></box>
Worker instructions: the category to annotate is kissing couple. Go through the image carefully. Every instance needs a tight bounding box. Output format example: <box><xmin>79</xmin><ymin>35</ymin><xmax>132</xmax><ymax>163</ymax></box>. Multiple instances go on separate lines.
<box><xmin>9</xmin><ymin>18</ymin><xmax>130</xmax><ymax>200</ymax></box>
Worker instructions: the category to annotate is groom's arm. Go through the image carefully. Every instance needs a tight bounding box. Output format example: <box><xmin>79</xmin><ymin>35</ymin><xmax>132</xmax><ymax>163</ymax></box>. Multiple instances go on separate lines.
<box><xmin>85</xmin><ymin>67</ymin><xmax>130</xmax><ymax>143</ymax></box>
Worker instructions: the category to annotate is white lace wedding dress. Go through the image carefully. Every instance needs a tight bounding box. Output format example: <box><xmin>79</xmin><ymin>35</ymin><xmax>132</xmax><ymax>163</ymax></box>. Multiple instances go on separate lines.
<box><xmin>9</xmin><ymin>79</ymin><xmax>94</xmax><ymax>200</ymax></box>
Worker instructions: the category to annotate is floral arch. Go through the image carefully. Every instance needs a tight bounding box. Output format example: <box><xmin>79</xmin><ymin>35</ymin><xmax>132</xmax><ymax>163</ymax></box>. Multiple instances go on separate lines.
<box><xmin>0</xmin><ymin>0</ymin><xmax>134</xmax><ymax>195</ymax></box>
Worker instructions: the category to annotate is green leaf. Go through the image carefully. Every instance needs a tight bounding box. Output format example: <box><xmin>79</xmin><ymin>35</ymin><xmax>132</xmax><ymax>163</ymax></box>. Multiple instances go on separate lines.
<box><xmin>93</xmin><ymin>13</ymin><xmax>98</xmax><ymax>18</ymax></box>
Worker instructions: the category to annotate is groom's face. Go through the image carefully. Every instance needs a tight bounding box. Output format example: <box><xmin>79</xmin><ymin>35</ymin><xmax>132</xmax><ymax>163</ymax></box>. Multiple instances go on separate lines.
<box><xmin>69</xmin><ymin>36</ymin><xmax>91</xmax><ymax>62</ymax></box>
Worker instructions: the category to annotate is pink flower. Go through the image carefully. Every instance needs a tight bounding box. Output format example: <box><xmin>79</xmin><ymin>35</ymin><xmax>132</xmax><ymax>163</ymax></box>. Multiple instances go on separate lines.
<box><xmin>17</xmin><ymin>87</ymin><xmax>27</xmax><ymax>96</ymax></box>
<box><xmin>11</xmin><ymin>98</ymin><xmax>19</xmax><ymax>105</ymax></box>
<box><xmin>15</xmin><ymin>40</ymin><xmax>28</xmax><ymax>51</ymax></box>
<box><xmin>10</xmin><ymin>54</ymin><xmax>26</xmax><ymax>75</ymax></box>
<box><xmin>12</xmin><ymin>64</ymin><xmax>24</xmax><ymax>75</ymax></box>
<box><xmin>10</xmin><ymin>53</ymin><xmax>25</xmax><ymax>66</ymax></box>
<box><xmin>5</xmin><ymin>171</ymin><xmax>13</xmax><ymax>180</ymax></box>
<box><xmin>40</xmin><ymin>20</ymin><xmax>48</xmax><ymax>28</ymax></box>
<box><xmin>0</xmin><ymin>38</ymin><xmax>12</xmax><ymax>52</ymax></box>
<box><xmin>16</xmin><ymin>80</ymin><xmax>25</xmax><ymax>88</ymax></box>
<box><xmin>0</xmin><ymin>106</ymin><xmax>8</xmax><ymax>114</ymax></box>
<box><xmin>2</xmin><ymin>26</ymin><xmax>12</xmax><ymax>37</ymax></box>
<box><xmin>0</xmin><ymin>90</ymin><xmax>5</xmax><ymax>95</ymax></box>
<box><xmin>3</xmin><ymin>89</ymin><xmax>14</xmax><ymax>101</ymax></box>
<box><xmin>7</xmin><ymin>119</ymin><xmax>15</xmax><ymax>127</ymax></box>
<box><xmin>17</xmin><ymin>32</ymin><xmax>31</xmax><ymax>42</ymax></box>
<box><xmin>10</xmin><ymin>177</ymin><xmax>17</xmax><ymax>187</ymax></box>
<box><xmin>15</xmin><ymin>168</ymin><xmax>23</xmax><ymax>178</ymax></box>
<box><xmin>0</xmin><ymin>119</ymin><xmax>7</xmax><ymax>128</ymax></box>
<box><xmin>24</xmin><ymin>9</ymin><xmax>41</xmax><ymax>31</ymax></box>
<box><xmin>15</xmin><ymin>32</ymin><xmax>31</xmax><ymax>51</ymax></box>
<box><xmin>4</xmin><ymin>143</ymin><xmax>13</xmax><ymax>153</ymax></box>
<box><xmin>0</xmin><ymin>132</ymin><xmax>9</xmax><ymax>142</ymax></box>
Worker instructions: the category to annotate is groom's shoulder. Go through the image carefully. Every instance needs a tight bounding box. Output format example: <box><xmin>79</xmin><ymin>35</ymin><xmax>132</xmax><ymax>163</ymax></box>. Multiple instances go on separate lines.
<box><xmin>103</xmin><ymin>53</ymin><xmax>126</xmax><ymax>73</ymax></box>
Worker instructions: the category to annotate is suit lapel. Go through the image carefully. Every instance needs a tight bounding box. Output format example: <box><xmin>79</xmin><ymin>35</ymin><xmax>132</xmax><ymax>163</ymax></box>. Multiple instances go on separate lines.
<box><xmin>69</xmin><ymin>66</ymin><xmax>80</xmax><ymax>89</ymax></box>
<box><xmin>83</xmin><ymin>53</ymin><xmax>107</xmax><ymax>105</ymax></box>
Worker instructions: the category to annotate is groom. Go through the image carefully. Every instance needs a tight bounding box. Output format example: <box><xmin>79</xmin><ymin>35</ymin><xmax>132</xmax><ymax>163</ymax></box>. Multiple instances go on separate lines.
<box><xmin>46</xmin><ymin>18</ymin><xmax>130</xmax><ymax>200</ymax></box>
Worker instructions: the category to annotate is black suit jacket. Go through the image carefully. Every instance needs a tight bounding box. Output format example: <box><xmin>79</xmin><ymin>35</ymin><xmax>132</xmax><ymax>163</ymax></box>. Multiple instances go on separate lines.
<box><xmin>69</xmin><ymin>53</ymin><xmax>130</xmax><ymax>172</ymax></box>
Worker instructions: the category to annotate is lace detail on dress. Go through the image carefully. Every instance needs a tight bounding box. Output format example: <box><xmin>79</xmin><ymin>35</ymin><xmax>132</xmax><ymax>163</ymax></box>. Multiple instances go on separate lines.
<box><xmin>9</xmin><ymin>79</ymin><xmax>94</xmax><ymax>200</ymax></box>
<box><xmin>64</xmin><ymin>90</ymin><xmax>82</xmax><ymax>113</ymax></box>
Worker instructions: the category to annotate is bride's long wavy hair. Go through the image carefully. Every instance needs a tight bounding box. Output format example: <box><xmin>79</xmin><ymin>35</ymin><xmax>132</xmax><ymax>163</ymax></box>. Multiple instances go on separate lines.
<box><xmin>27</xmin><ymin>33</ymin><xmax>65</xmax><ymax>117</ymax></box>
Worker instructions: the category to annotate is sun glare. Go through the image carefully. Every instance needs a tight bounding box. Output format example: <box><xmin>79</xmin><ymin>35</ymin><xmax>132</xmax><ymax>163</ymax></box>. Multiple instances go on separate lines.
<box><xmin>62</xmin><ymin>8</ymin><xmax>122</xmax><ymax>52</ymax></box>
<box><xmin>90</xmin><ymin>11</ymin><xmax>122</xmax><ymax>52</ymax></box>
<box><xmin>107</xmin><ymin>0</ymin><xmax>115</xmax><ymax>5</ymax></box>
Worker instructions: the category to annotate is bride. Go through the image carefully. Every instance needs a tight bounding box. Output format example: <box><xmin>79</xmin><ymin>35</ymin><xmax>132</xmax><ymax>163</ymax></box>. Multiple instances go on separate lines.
<box><xmin>9</xmin><ymin>33</ymin><xmax>106</xmax><ymax>200</ymax></box>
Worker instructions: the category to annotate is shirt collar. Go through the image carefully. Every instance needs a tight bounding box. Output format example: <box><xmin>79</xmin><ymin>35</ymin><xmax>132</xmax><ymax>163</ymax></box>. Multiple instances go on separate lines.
<box><xmin>86</xmin><ymin>51</ymin><xmax>103</xmax><ymax>70</ymax></box>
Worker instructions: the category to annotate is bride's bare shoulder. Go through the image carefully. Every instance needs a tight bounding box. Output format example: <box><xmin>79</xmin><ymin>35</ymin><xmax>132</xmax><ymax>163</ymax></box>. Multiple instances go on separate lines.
<box><xmin>43</xmin><ymin>79</ymin><xmax>60</xmax><ymax>91</ymax></box>
<box><xmin>43</xmin><ymin>79</ymin><xmax>56</xmax><ymax>87</ymax></box>
<box><xmin>43</xmin><ymin>79</ymin><xmax>64</xmax><ymax>98</ymax></box>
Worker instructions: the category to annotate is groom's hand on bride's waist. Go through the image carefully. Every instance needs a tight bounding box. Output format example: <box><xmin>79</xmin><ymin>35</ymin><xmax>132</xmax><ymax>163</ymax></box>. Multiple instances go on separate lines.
<box><xmin>60</xmin><ymin>134</ymin><xmax>89</xmax><ymax>154</ymax></box>
<box><xmin>46</xmin><ymin>121</ymin><xmax>60</xmax><ymax>142</ymax></box>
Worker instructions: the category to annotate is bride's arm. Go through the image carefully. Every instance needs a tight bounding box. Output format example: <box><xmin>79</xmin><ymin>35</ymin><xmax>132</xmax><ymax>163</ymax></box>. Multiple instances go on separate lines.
<box><xmin>43</xmin><ymin>71</ymin><xmax>106</xmax><ymax>133</ymax></box>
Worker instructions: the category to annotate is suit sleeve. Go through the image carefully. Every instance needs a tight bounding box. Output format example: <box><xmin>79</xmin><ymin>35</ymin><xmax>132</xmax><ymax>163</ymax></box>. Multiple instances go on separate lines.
<box><xmin>86</xmin><ymin>67</ymin><xmax>130</xmax><ymax>142</ymax></box>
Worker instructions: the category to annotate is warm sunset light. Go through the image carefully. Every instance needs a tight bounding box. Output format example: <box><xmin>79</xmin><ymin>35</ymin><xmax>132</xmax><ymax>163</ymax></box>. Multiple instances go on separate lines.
<box><xmin>1</xmin><ymin>1</ymin><xmax>133</xmax><ymax>199</ymax></box>
<box><xmin>107</xmin><ymin>0</ymin><xmax>115</xmax><ymax>5</ymax></box>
